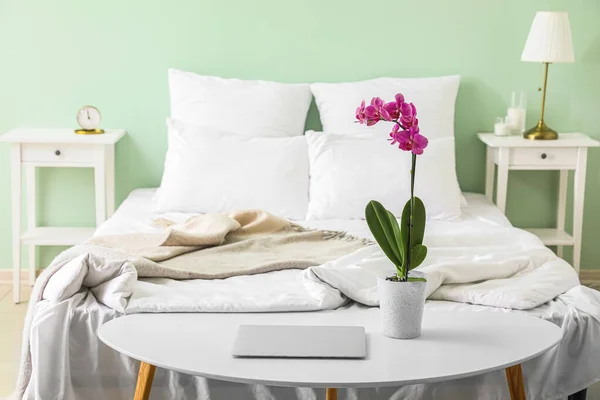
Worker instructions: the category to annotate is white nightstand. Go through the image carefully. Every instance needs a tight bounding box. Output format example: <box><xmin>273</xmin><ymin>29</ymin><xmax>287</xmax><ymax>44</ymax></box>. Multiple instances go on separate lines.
<box><xmin>478</xmin><ymin>133</ymin><xmax>599</xmax><ymax>273</ymax></box>
<box><xmin>0</xmin><ymin>128</ymin><xmax>126</xmax><ymax>303</ymax></box>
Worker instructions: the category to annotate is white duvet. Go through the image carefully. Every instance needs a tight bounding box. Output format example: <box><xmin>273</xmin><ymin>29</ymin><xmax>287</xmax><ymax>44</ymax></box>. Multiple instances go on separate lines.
<box><xmin>124</xmin><ymin>225</ymin><xmax>580</xmax><ymax>314</ymax></box>
<box><xmin>16</xmin><ymin>191</ymin><xmax>600</xmax><ymax>400</ymax></box>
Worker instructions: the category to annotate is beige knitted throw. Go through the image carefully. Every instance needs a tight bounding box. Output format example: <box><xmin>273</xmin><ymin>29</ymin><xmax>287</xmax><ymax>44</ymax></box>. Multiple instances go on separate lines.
<box><xmin>88</xmin><ymin>210</ymin><xmax>370</xmax><ymax>279</ymax></box>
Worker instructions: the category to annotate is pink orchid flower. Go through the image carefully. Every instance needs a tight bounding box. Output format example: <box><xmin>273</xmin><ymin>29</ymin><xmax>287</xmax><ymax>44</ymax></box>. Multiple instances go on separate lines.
<box><xmin>390</xmin><ymin>125</ymin><xmax>428</xmax><ymax>155</ymax></box>
<box><xmin>364</xmin><ymin>97</ymin><xmax>385</xmax><ymax>125</ymax></box>
<box><xmin>370</xmin><ymin>96</ymin><xmax>384</xmax><ymax>109</ymax></box>
<box><xmin>355</xmin><ymin>100</ymin><xmax>367</xmax><ymax>124</ymax></box>
<box><xmin>399</xmin><ymin>102</ymin><xmax>418</xmax><ymax>128</ymax></box>
<box><xmin>383</xmin><ymin>102</ymin><xmax>400</xmax><ymax>120</ymax></box>
<box><xmin>356</xmin><ymin>93</ymin><xmax>427</xmax><ymax>155</ymax></box>
<box><xmin>382</xmin><ymin>93</ymin><xmax>407</xmax><ymax>120</ymax></box>
<box><xmin>364</xmin><ymin>105</ymin><xmax>380</xmax><ymax>126</ymax></box>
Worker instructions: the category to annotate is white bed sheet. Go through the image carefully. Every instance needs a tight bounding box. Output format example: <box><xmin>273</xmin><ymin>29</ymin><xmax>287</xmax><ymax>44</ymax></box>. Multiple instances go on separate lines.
<box><xmin>95</xmin><ymin>189</ymin><xmax>513</xmax><ymax>237</ymax></box>
<box><xmin>24</xmin><ymin>190</ymin><xmax>600</xmax><ymax>400</ymax></box>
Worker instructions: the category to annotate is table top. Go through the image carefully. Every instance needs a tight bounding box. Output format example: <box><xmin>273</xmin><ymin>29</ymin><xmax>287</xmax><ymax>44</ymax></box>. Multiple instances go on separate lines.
<box><xmin>0</xmin><ymin>128</ymin><xmax>126</xmax><ymax>144</ymax></box>
<box><xmin>477</xmin><ymin>132</ymin><xmax>599</xmax><ymax>148</ymax></box>
<box><xmin>99</xmin><ymin>308</ymin><xmax>562</xmax><ymax>389</ymax></box>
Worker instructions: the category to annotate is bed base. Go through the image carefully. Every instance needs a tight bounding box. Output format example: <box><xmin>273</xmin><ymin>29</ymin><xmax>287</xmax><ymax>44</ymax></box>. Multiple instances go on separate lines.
<box><xmin>568</xmin><ymin>388</ymin><xmax>587</xmax><ymax>400</ymax></box>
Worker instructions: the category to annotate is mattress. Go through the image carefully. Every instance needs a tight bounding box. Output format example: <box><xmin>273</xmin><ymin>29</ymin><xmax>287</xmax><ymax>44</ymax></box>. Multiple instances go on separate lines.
<box><xmin>23</xmin><ymin>190</ymin><xmax>600</xmax><ymax>400</ymax></box>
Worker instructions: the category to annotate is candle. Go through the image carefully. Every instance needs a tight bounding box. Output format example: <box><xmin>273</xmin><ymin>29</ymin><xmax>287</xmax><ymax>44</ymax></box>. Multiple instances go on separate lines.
<box><xmin>494</xmin><ymin>121</ymin><xmax>512</xmax><ymax>136</ymax></box>
<box><xmin>507</xmin><ymin>107</ymin><xmax>526</xmax><ymax>133</ymax></box>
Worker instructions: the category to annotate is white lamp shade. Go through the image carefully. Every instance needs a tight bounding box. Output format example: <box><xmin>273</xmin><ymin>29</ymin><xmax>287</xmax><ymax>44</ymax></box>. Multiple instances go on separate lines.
<box><xmin>521</xmin><ymin>12</ymin><xmax>574</xmax><ymax>63</ymax></box>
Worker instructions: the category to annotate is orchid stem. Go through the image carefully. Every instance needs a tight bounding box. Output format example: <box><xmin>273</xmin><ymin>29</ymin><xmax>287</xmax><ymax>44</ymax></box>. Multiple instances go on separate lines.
<box><xmin>406</xmin><ymin>153</ymin><xmax>416</xmax><ymax>282</ymax></box>
<box><xmin>393</xmin><ymin>119</ymin><xmax>412</xmax><ymax>282</ymax></box>
<box><xmin>395</xmin><ymin>120</ymin><xmax>407</xmax><ymax>131</ymax></box>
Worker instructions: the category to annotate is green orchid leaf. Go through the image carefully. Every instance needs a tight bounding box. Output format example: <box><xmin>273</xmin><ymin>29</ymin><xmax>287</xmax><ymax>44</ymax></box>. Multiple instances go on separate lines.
<box><xmin>396</xmin><ymin>262</ymin><xmax>406</xmax><ymax>280</ymax></box>
<box><xmin>365</xmin><ymin>201</ymin><xmax>402</xmax><ymax>267</ymax></box>
<box><xmin>400</xmin><ymin>197</ymin><xmax>426</xmax><ymax>262</ymax></box>
<box><xmin>409</xmin><ymin>244</ymin><xmax>428</xmax><ymax>270</ymax></box>
<box><xmin>386</xmin><ymin>209</ymin><xmax>403</xmax><ymax>264</ymax></box>
<box><xmin>401</xmin><ymin>197</ymin><xmax>427</xmax><ymax>271</ymax></box>
<box><xmin>407</xmin><ymin>277</ymin><xmax>427</xmax><ymax>282</ymax></box>
<box><xmin>396</xmin><ymin>266</ymin><xmax>405</xmax><ymax>279</ymax></box>
<box><xmin>411</xmin><ymin>197</ymin><xmax>426</xmax><ymax>247</ymax></box>
<box><xmin>400</xmin><ymin>199</ymin><xmax>411</xmax><ymax>268</ymax></box>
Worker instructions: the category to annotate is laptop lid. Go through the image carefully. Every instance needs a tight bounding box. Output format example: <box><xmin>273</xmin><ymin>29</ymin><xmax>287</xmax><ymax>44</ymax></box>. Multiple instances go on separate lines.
<box><xmin>232</xmin><ymin>325</ymin><xmax>366</xmax><ymax>359</ymax></box>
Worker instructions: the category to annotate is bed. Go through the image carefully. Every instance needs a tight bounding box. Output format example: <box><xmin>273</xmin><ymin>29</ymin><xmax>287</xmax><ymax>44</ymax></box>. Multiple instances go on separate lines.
<box><xmin>14</xmin><ymin>70</ymin><xmax>600</xmax><ymax>400</ymax></box>
<box><xmin>16</xmin><ymin>189</ymin><xmax>600</xmax><ymax>400</ymax></box>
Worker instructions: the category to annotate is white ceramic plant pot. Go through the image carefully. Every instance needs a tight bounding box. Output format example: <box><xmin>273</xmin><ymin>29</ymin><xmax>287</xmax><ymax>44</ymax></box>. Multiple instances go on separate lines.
<box><xmin>377</xmin><ymin>271</ymin><xmax>427</xmax><ymax>339</ymax></box>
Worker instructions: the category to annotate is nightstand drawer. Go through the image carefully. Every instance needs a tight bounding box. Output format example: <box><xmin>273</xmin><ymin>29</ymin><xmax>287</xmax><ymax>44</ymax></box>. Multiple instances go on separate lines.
<box><xmin>508</xmin><ymin>147</ymin><xmax>578</xmax><ymax>168</ymax></box>
<box><xmin>21</xmin><ymin>143</ymin><xmax>99</xmax><ymax>164</ymax></box>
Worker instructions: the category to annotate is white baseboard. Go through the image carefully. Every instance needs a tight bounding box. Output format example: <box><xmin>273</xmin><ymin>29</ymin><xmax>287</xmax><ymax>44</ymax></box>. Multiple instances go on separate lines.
<box><xmin>580</xmin><ymin>269</ymin><xmax>600</xmax><ymax>282</ymax></box>
<box><xmin>0</xmin><ymin>269</ymin><xmax>41</xmax><ymax>284</ymax></box>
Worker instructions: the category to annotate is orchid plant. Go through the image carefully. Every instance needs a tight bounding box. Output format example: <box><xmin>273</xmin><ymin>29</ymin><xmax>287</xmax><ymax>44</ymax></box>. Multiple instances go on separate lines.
<box><xmin>356</xmin><ymin>94</ymin><xmax>428</xmax><ymax>283</ymax></box>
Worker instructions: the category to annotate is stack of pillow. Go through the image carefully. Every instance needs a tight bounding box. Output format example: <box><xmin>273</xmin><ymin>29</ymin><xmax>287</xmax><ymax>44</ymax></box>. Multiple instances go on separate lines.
<box><xmin>155</xmin><ymin>68</ymin><xmax>463</xmax><ymax>221</ymax></box>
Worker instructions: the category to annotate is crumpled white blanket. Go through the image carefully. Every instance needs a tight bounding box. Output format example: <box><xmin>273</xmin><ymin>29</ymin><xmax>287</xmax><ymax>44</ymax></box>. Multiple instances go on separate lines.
<box><xmin>44</xmin><ymin>227</ymin><xmax>580</xmax><ymax>313</ymax></box>
<box><xmin>44</xmin><ymin>252</ymin><xmax>136</xmax><ymax>312</ymax></box>
<box><xmin>16</xmin><ymin>245</ymin><xmax>137</xmax><ymax>400</ymax></box>
<box><xmin>308</xmin><ymin>226</ymin><xmax>581</xmax><ymax>310</ymax></box>
<box><xmin>15</xmin><ymin>224</ymin><xmax>585</xmax><ymax>399</ymax></box>
<box><xmin>126</xmin><ymin>225</ymin><xmax>581</xmax><ymax>313</ymax></box>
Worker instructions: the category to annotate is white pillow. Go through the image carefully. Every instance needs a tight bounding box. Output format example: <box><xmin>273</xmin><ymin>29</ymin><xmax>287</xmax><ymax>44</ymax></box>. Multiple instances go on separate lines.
<box><xmin>306</xmin><ymin>131</ymin><xmax>462</xmax><ymax>220</ymax></box>
<box><xmin>169</xmin><ymin>68</ymin><xmax>312</xmax><ymax>137</ymax></box>
<box><xmin>310</xmin><ymin>76</ymin><xmax>460</xmax><ymax>140</ymax></box>
<box><xmin>154</xmin><ymin>119</ymin><xmax>309</xmax><ymax>219</ymax></box>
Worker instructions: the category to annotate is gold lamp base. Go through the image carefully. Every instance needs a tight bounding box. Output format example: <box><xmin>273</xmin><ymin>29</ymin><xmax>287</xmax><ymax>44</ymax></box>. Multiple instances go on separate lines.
<box><xmin>523</xmin><ymin>120</ymin><xmax>557</xmax><ymax>140</ymax></box>
<box><xmin>75</xmin><ymin>128</ymin><xmax>105</xmax><ymax>135</ymax></box>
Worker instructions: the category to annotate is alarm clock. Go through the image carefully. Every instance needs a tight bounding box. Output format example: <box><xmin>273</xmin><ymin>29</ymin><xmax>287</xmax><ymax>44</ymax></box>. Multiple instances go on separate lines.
<box><xmin>75</xmin><ymin>106</ymin><xmax>104</xmax><ymax>134</ymax></box>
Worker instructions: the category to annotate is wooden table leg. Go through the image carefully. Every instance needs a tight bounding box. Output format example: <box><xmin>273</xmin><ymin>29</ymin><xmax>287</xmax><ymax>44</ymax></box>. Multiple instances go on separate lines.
<box><xmin>326</xmin><ymin>387</ymin><xmax>338</xmax><ymax>400</ymax></box>
<box><xmin>505</xmin><ymin>364</ymin><xmax>526</xmax><ymax>400</ymax></box>
<box><xmin>134</xmin><ymin>362</ymin><xmax>156</xmax><ymax>400</ymax></box>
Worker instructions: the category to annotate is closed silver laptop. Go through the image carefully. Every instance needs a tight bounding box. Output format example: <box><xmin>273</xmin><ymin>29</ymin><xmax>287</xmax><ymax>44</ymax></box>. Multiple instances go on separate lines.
<box><xmin>232</xmin><ymin>325</ymin><xmax>366</xmax><ymax>359</ymax></box>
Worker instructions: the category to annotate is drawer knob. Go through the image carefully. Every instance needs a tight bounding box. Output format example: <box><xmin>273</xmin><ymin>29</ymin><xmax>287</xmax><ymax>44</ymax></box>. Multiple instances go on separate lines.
<box><xmin>541</xmin><ymin>153</ymin><xmax>547</xmax><ymax>160</ymax></box>
<box><xmin>55</xmin><ymin>150</ymin><xmax>61</xmax><ymax>156</ymax></box>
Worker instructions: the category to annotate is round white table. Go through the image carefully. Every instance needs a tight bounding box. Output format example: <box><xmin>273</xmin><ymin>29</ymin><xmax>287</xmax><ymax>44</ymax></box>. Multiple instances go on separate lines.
<box><xmin>98</xmin><ymin>307</ymin><xmax>562</xmax><ymax>400</ymax></box>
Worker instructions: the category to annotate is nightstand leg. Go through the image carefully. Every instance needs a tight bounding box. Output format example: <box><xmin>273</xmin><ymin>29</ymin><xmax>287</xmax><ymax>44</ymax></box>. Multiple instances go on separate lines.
<box><xmin>105</xmin><ymin>144</ymin><xmax>116</xmax><ymax>218</ymax></box>
<box><xmin>11</xmin><ymin>144</ymin><xmax>22</xmax><ymax>304</ymax></box>
<box><xmin>133</xmin><ymin>362</ymin><xmax>156</xmax><ymax>400</ymax></box>
<box><xmin>326</xmin><ymin>388</ymin><xmax>337</xmax><ymax>400</ymax></box>
<box><xmin>485</xmin><ymin>146</ymin><xmax>494</xmax><ymax>202</ymax></box>
<box><xmin>557</xmin><ymin>170</ymin><xmax>568</xmax><ymax>259</ymax></box>
<box><xmin>505</xmin><ymin>364</ymin><xmax>526</xmax><ymax>400</ymax></box>
<box><xmin>496</xmin><ymin>148</ymin><xmax>510</xmax><ymax>214</ymax></box>
<box><xmin>26</xmin><ymin>165</ymin><xmax>36</xmax><ymax>285</ymax></box>
<box><xmin>573</xmin><ymin>148</ymin><xmax>588</xmax><ymax>273</ymax></box>
<box><xmin>94</xmin><ymin>159</ymin><xmax>107</xmax><ymax>227</ymax></box>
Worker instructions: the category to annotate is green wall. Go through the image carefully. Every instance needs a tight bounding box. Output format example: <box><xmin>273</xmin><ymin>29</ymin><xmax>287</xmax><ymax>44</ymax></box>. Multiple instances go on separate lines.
<box><xmin>1</xmin><ymin>0</ymin><xmax>599</xmax><ymax>269</ymax></box>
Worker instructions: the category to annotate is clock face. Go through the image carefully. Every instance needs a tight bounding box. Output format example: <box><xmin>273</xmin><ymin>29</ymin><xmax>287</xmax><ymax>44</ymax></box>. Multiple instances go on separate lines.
<box><xmin>76</xmin><ymin>106</ymin><xmax>101</xmax><ymax>130</ymax></box>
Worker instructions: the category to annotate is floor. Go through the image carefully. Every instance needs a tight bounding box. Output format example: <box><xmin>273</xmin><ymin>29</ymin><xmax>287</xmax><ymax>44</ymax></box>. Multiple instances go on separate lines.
<box><xmin>0</xmin><ymin>284</ymin><xmax>31</xmax><ymax>399</ymax></box>
<box><xmin>580</xmin><ymin>278</ymin><xmax>600</xmax><ymax>291</ymax></box>
<box><xmin>0</xmin><ymin>284</ymin><xmax>600</xmax><ymax>400</ymax></box>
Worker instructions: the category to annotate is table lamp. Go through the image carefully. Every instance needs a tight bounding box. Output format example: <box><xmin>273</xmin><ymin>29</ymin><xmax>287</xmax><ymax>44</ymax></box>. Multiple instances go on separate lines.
<box><xmin>521</xmin><ymin>11</ymin><xmax>574</xmax><ymax>140</ymax></box>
